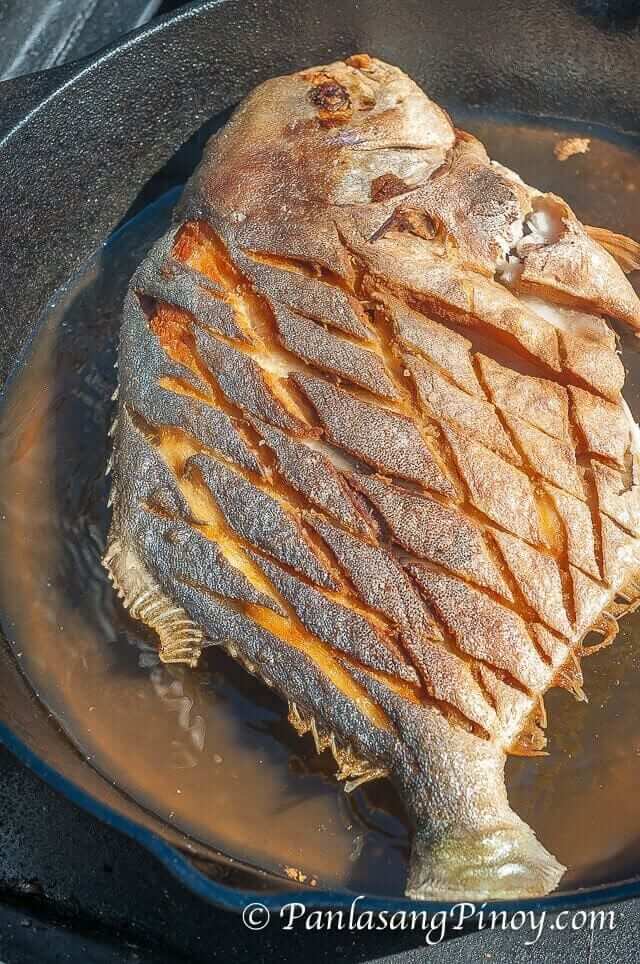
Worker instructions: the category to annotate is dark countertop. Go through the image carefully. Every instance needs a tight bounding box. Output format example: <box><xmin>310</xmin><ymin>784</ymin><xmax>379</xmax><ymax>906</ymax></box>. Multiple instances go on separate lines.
<box><xmin>0</xmin><ymin>739</ymin><xmax>637</xmax><ymax>963</ymax></box>
<box><xmin>0</xmin><ymin>3</ymin><xmax>638</xmax><ymax>962</ymax></box>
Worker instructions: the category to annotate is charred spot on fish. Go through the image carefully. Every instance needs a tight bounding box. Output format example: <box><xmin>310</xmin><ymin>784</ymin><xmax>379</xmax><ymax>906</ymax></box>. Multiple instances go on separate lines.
<box><xmin>370</xmin><ymin>174</ymin><xmax>411</xmax><ymax>203</ymax></box>
<box><xmin>309</xmin><ymin>81</ymin><xmax>350</xmax><ymax>113</ymax></box>
<box><xmin>307</xmin><ymin>78</ymin><xmax>352</xmax><ymax>126</ymax></box>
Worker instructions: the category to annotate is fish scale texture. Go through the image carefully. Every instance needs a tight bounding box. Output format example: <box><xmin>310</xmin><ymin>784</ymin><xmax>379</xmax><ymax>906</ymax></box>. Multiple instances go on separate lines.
<box><xmin>104</xmin><ymin>55</ymin><xmax>640</xmax><ymax>900</ymax></box>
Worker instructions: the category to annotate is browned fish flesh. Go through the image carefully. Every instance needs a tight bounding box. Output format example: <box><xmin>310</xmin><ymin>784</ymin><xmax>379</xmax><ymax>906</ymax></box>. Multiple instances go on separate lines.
<box><xmin>103</xmin><ymin>55</ymin><xmax>640</xmax><ymax>900</ymax></box>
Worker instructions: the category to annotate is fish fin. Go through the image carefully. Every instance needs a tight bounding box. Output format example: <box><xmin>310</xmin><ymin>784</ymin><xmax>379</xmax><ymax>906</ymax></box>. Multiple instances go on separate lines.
<box><xmin>103</xmin><ymin>539</ymin><xmax>204</xmax><ymax>667</ymax></box>
<box><xmin>580</xmin><ymin>578</ymin><xmax>640</xmax><ymax>657</ymax></box>
<box><xmin>603</xmin><ymin>567</ymin><xmax>640</xmax><ymax>620</ymax></box>
<box><xmin>559</xmin><ymin>564</ymin><xmax>640</xmax><ymax>697</ymax></box>
<box><xmin>287</xmin><ymin>702</ymin><xmax>389</xmax><ymax>788</ymax></box>
<box><xmin>406</xmin><ymin>820</ymin><xmax>565</xmax><ymax>901</ymax></box>
<box><xmin>585</xmin><ymin>226</ymin><xmax>640</xmax><ymax>274</ymax></box>
<box><xmin>508</xmin><ymin>697</ymin><xmax>548</xmax><ymax>757</ymax></box>
<box><xmin>342</xmin><ymin>769</ymin><xmax>388</xmax><ymax>793</ymax></box>
<box><xmin>581</xmin><ymin>612</ymin><xmax>619</xmax><ymax>655</ymax></box>
<box><xmin>555</xmin><ymin>651</ymin><xmax>587</xmax><ymax>702</ymax></box>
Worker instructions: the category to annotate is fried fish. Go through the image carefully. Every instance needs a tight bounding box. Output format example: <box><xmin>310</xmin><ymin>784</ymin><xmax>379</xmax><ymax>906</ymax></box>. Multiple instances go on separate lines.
<box><xmin>104</xmin><ymin>55</ymin><xmax>640</xmax><ymax>900</ymax></box>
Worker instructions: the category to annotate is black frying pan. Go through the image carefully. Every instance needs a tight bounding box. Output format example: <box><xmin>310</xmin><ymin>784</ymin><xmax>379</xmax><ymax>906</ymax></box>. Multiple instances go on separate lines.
<box><xmin>1</xmin><ymin>0</ymin><xmax>640</xmax><ymax>918</ymax></box>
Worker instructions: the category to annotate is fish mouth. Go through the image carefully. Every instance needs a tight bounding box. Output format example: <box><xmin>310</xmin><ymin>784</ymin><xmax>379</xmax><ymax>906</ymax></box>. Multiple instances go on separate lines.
<box><xmin>406</xmin><ymin>821</ymin><xmax>566</xmax><ymax>901</ymax></box>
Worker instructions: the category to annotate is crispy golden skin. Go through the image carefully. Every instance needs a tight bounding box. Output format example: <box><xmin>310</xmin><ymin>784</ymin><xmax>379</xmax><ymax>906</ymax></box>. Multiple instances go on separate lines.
<box><xmin>105</xmin><ymin>55</ymin><xmax>640</xmax><ymax>900</ymax></box>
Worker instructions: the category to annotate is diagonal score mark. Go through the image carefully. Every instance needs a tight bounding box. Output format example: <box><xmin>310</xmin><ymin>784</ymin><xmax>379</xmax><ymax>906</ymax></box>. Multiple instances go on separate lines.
<box><xmin>150</xmin><ymin>218</ymin><xmax>622</xmax><ymax>728</ymax></box>
<box><xmin>173</xmin><ymin>221</ymin><xmax>461</xmax><ymax>492</ymax></box>
<box><xmin>137</xmin><ymin>418</ymin><xmax>394</xmax><ymax>732</ymax></box>
<box><xmin>131</xmin><ymin>406</ymin><xmax>503</xmax><ymax>739</ymax></box>
<box><xmin>157</xmin><ymin>232</ymin><xmax>549</xmax><ymax>708</ymax></box>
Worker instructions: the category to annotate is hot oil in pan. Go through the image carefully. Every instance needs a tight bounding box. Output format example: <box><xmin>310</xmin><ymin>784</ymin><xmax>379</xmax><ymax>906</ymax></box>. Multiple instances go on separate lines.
<box><xmin>1</xmin><ymin>112</ymin><xmax>640</xmax><ymax>897</ymax></box>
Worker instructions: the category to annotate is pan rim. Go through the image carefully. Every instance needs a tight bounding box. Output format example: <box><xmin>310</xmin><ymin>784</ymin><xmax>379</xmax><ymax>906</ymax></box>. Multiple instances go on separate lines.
<box><xmin>1</xmin><ymin>0</ymin><xmax>640</xmax><ymax>918</ymax></box>
<box><xmin>3</xmin><ymin>712</ymin><xmax>640</xmax><ymax>916</ymax></box>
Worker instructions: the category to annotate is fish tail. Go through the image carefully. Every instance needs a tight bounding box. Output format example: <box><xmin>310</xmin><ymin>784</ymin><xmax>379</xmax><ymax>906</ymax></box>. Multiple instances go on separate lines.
<box><xmin>406</xmin><ymin>816</ymin><xmax>565</xmax><ymax>901</ymax></box>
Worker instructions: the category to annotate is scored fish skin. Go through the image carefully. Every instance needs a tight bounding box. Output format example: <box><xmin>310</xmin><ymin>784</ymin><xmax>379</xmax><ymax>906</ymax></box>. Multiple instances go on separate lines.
<box><xmin>103</xmin><ymin>54</ymin><xmax>640</xmax><ymax>900</ymax></box>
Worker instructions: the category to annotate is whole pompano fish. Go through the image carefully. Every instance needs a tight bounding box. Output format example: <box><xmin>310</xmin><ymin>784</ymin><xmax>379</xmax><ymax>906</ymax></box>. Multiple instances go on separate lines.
<box><xmin>104</xmin><ymin>55</ymin><xmax>640</xmax><ymax>900</ymax></box>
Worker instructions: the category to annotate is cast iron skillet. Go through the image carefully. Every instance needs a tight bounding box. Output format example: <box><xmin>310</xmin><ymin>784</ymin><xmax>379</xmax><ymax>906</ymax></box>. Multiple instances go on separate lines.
<box><xmin>1</xmin><ymin>0</ymin><xmax>640</xmax><ymax>916</ymax></box>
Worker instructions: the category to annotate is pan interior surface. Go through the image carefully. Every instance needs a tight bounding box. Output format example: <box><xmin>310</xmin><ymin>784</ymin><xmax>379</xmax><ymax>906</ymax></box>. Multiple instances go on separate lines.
<box><xmin>1</xmin><ymin>106</ymin><xmax>640</xmax><ymax>903</ymax></box>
